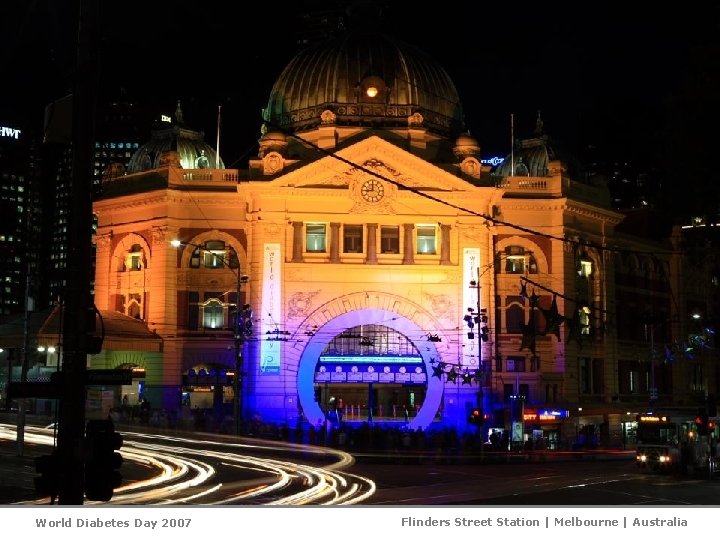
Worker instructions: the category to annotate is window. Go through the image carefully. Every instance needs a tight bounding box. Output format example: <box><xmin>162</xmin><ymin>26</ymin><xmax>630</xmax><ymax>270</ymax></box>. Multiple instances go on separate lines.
<box><xmin>505</xmin><ymin>246</ymin><xmax>525</xmax><ymax>273</ymax></box>
<box><xmin>127</xmin><ymin>244</ymin><xmax>143</xmax><ymax>271</ymax></box>
<box><xmin>578</xmin><ymin>259</ymin><xmax>592</xmax><ymax>277</ymax></box>
<box><xmin>507</xmin><ymin>356</ymin><xmax>525</xmax><ymax>372</ymax></box>
<box><xmin>306</xmin><ymin>223</ymin><xmax>327</xmax><ymax>253</ymax></box>
<box><xmin>189</xmin><ymin>240</ymin><xmax>239</xmax><ymax>269</ymax></box>
<box><xmin>629</xmin><ymin>370</ymin><xmax>638</xmax><ymax>393</ymax></box>
<box><xmin>127</xmin><ymin>293</ymin><xmax>142</xmax><ymax>319</ymax></box>
<box><xmin>380</xmin><ymin>226</ymin><xmax>400</xmax><ymax>254</ymax></box>
<box><xmin>343</xmin><ymin>224</ymin><xmax>363</xmax><ymax>253</ymax></box>
<box><xmin>579</xmin><ymin>306</ymin><xmax>591</xmax><ymax>335</ymax></box>
<box><xmin>579</xmin><ymin>357</ymin><xmax>592</xmax><ymax>394</ymax></box>
<box><xmin>416</xmin><ymin>225</ymin><xmax>436</xmax><ymax>254</ymax></box>
<box><xmin>202</xmin><ymin>292</ymin><xmax>225</xmax><ymax>329</ymax></box>
<box><xmin>505</xmin><ymin>304</ymin><xmax>524</xmax><ymax>333</ymax></box>
<box><xmin>202</xmin><ymin>240</ymin><xmax>227</xmax><ymax>268</ymax></box>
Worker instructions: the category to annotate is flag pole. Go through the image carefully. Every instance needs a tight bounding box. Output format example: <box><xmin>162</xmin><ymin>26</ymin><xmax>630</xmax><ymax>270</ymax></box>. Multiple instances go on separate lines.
<box><xmin>215</xmin><ymin>105</ymin><xmax>222</xmax><ymax>168</ymax></box>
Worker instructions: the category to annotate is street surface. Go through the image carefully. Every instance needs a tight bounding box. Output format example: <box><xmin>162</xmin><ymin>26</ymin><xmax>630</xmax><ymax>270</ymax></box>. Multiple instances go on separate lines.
<box><xmin>2</xmin><ymin>422</ymin><xmax>720</xmax><ymax>505</ymax></box>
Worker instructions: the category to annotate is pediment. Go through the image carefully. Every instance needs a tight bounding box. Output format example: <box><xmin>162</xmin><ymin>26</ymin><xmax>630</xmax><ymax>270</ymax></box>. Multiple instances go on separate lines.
<box><xmin>261</xmin><ymin>136</ymin><xmax>474</xmax><ymax>193</ymax></box>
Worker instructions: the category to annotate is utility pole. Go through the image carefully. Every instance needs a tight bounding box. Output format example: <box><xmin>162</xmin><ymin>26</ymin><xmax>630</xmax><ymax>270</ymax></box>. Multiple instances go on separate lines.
<box><xmin>56</xmin><ymin>0</ymin><xmax>99</xmax><ymax>505</ymax></box>
<box><xmin>234</xmin><ymin>277</ymin><xmax>250</xmax><ymax>437</ymax></box>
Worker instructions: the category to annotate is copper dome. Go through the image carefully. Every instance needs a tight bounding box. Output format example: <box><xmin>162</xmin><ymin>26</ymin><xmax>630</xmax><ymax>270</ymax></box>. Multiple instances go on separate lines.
<box><xmin>262</xmin><ymin>29</ymin><xmax>465</xmax><ymax>138</ymax></box>
<box><xmin>127</xmin><ymin>103</ymin><xmax>224</xmax><ymax>173</ymax></box>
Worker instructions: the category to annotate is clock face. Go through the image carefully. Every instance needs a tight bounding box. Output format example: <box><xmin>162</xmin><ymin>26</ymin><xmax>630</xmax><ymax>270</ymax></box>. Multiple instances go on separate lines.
<box><xmin>361</xmin><ymin>179</ymin><xmax>385</xmax><ymax>203</ymax></box>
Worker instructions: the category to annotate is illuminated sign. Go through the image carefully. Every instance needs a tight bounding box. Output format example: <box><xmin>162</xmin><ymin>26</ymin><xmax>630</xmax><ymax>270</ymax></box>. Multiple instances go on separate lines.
<box><xmin>523</xmin><ymin>408</ymin><xmax>569</xmax><ymax>421</ymax></box>
<box><xmin>463</xmin><ymin>247</ymin><xmax>481</xmax><ymax>367</ymax></box>
<box><xmin>315</xmin><ymin>362</ymin><xmax>426</xmax><ymax>384</ymax></box>
<box><xmin>638</xmin><ymin>415</ymin><xmax>667</xmax><ymax>422</ymax></box>
<box><xmin>260</xmin><ymin>243</ymin><xmax>282</xmax><ymax>374</ymax></box>
<box><xmin>1</xmin><ymin>126</ymin><xmax>21</xmax><ymax>139</ymax></box>
<box><xmin>481</xmin><ymin>156</ymin><xmax>504</xmax><ymax>166</ymax></box>
<box><xmin>539</xmin><ymin>408</ymin><xmax>569</xmax><ymax>418</ymax></box>
<box><xmin>160</xmin><ymin>115</ymin><xmax>172</xmax><ymax>123</ymax></box>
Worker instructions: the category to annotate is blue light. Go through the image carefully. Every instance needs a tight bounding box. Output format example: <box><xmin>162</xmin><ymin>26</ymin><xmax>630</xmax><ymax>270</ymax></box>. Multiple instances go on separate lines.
<box><xmin>319</xmin><ymin>355</ymin><xmax>423</xmax><ymax>364</ymax></box>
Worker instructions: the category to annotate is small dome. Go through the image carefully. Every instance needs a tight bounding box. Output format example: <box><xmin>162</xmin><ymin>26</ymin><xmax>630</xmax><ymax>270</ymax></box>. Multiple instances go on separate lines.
<box><xmin>262</xmin><ymin>28</ymin><xmax>465</xmax><ymax>138</ymax></box>
<box><xmin>258</xmin><ymin>130</ymin><xmax>289</xmax><ymax>157</ymax></box>
<box><xmin>127</xmin><ymin>102</ymin><xmax>224</xmax><ymax>173</ymax></box>
<box><xmin>453</xmin><ymin>133</ymin><xmax>481</xmax><ymax>158</ymax></box>
<box><xmin>493</xmin><ymin>115</ymin><xmax>584</xmax><ymax>179</ymax></box>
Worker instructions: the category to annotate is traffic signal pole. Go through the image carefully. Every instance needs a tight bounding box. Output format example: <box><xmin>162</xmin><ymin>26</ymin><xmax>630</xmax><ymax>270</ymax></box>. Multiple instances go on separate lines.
<box><xmin>56</xmin><ymin>0</ymin><xmax>99</xmax><ymax>505</ymax></box>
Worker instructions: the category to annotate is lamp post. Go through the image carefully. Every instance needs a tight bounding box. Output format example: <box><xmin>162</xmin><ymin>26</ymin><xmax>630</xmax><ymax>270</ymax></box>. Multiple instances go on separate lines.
<box><xmin>171</xmin><ymin>239</ymin><xmax>249</xmax><ymax>436</ymax></box>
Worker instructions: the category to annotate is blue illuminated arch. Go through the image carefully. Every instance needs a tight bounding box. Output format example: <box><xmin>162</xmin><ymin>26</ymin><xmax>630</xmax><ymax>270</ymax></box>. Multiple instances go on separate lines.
<box><xmin>297</xmin><ymin>308</ymin><xmax>444</xmax><ymax>429</ymax></box>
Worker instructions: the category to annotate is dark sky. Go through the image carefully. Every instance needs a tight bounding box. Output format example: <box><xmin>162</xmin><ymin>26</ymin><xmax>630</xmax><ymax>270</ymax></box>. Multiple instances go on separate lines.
<box><xmin>3</xmin><ymin>1</ymin><xmax>719</xmax><ymax>211</ymax></box>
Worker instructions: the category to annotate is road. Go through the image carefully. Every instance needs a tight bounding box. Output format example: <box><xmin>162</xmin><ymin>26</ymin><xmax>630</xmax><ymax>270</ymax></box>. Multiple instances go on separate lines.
<box><xmin>2</xmin><ymin>422</ymin><xmax>719</xmax><ymax>505</ymax></box>
<box><xmin>0</xmin><ymin>423</ymin><xmax>375</xmax><ymax>505</ymax></box>
<box><xmin>351</xmin><ymin>458</ymin><xmax>720</xmax><ymax>505</ymax></box>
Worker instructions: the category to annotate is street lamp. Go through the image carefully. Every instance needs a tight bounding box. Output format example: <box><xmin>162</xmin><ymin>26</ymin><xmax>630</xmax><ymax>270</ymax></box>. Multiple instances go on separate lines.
<box><xmin>170</xmin><ymin>239</ymin><xmax>249</xmax><ymax>435</ymax></box>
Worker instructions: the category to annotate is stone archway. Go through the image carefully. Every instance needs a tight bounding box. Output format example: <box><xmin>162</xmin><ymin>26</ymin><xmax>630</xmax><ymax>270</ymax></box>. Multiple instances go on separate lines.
<box><xmin>295</xmin><ymin>303</ymin><xmax>449</xmax><ymax>430</ymax></box>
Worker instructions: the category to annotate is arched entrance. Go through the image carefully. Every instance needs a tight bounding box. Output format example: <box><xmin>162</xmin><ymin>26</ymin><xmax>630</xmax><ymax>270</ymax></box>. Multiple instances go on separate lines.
<box><xmin>297</xmin><ymin>308</ymin><xmax>444</xmax><ymax>429</ymax></box>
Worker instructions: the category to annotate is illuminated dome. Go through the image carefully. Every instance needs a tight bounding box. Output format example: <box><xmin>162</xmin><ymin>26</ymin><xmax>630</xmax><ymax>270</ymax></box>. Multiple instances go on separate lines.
<box><xmin>127</xmin><ymin>102</ymin><xmax>224</xmax><ymax>173</ymax></box>
<box><xmin>262</xmin><ymin>28</ymin><xmax>465</xmax><ymax>138</ymax></box>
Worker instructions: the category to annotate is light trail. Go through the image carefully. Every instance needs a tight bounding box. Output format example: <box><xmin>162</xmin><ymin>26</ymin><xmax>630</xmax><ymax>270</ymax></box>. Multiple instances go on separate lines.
<box><xmin>0</xmin><ymin>423</ymin><xmax>375</xmax><ymax>505</ymax></box>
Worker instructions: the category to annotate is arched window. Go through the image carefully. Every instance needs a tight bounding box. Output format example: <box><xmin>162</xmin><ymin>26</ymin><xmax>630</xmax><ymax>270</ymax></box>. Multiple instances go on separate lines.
<box><xmin>127</xmin><ymin>244</ymin><xmax>144</xmax><ymax>271</ymax></box>
<box><xmin>506</xmin><ymin>304</ymin><xmax>525</xmax><ymax>333</ymax></box>
<box><xmin>499</xmin><ymin>246</ymin><xmax>538</xmax><ymax>274</ymax></box>
<box><xmin>127</xmin><ymin>293</ymin><xmax>142</xmax><ymax>319</ymax></box>
<box><xmin>202</xmin><ymin>298</ymin><xmax>225</xmax><ymax>329</ymax></box>
<box><xmin>190</xmin><ymin>240</ymin><xmax>239</xmax><ymax>269</ymax></box>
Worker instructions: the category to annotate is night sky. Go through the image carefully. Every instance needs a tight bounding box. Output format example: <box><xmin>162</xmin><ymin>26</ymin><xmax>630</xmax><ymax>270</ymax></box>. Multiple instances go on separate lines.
<box><xmin>2</xmin><ymin>1</ymin><xmax>719</xmax><ymax>217</ymax></box>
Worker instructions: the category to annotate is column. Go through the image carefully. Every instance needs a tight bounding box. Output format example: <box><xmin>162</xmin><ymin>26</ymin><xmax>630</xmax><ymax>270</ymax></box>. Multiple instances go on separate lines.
<box><xmin>330</xmin><ymin>222</ymin><xmax>340</xmax><ymax>263</ymax></box>
<box><xmin>440</xmin><ymin>224</ymin><xmax>451</xmax><ymax>265</ymax></box>
<box><xmin>402</xmin><ymin>223</ymin><xmax>415</xmax><ymax>265</ymax></box>
<box><xmin>291</xmin><ymin>221</ymin><xmax>304</xmax><ymax>263</ymax></box>
<box><xmin>366</xmin><ymin>223</ymin><xmax>378</xmax><ymax>264</ymax></box>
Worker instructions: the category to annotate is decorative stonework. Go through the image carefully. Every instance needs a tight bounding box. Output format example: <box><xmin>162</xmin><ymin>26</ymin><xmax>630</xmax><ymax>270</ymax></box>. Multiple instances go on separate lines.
<box><xmin>151</xmin><ymin>227</ymin><xmax>169</xmax><ymax>245</ymax></box>
<box><xmin>320</xmin><ymin>109</ymin><xmax>337</xmax><ymax>124</ymax></box>
<box><xmin>460</xmin><ymin>157</ymin><xmax>481</xmax><ymax>178</ymax></box>
<box><xmin>263</xmin><ymin>151</ymin><xmax>284</xmax><ymax>175</ymax></box>
<box><xmin>95</xmin><ymin>234</ymin><xmax>112</xmax><ymax>250</ymax></box>
<box><xmin>408</xmin><ymin>112</ymin><xmax>424</xmax><ymax>127</ymax></box>
<box><xmin>264</xmin><ymin>222</ymin><xmax>281</xmax><ymax>237</ymax></box>
<box><xmin>288</xmin><ymin>291</ymin><xmax>320</xmax><ymax>319</ymax></box>
<box><xmin>423</xmin><ymin>292</ymin><xmax>454</xmax><ymax>319</ymax></box>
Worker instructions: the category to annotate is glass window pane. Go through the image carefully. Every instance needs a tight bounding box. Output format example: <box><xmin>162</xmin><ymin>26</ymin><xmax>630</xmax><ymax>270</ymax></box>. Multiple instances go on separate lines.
<box><xmin>343</xmin><ymin>224</ymin><xmax>363</xmax><ymax>253</ymax></box>
<box><xmin>306</xmin><ymin>224</ymin><xmax>326</xmax><ymax>252</ymax></box>
<box><xmin>380</xmin><ymin>226</ymin><xmax>399</xmax><ymax>254</ymax></box>
<box><xmin>416</xmin><ymin>225</ymin><xmax>436</xmax><ymax>254</ymax></box>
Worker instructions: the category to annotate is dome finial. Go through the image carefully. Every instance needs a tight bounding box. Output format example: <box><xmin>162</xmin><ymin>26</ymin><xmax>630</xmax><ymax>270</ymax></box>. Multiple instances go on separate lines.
<box><xmin>175</xmin><ymin>100</ymin><xmax>184</xmax><ymax>125</ymax></box>
<box><xmin>534</xmin><ymin>109</ymin><xmax>544</xmax><ymax>135</ymax></box>
<box><xmin>346</xmin><ymin>0</ymin><xmax>382</xmax><ymax>27</ymax></box>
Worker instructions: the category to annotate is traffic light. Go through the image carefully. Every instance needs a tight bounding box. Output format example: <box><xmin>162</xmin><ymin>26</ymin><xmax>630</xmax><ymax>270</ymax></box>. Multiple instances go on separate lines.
<box><xmin>241</xmin><ymin>304</ymin><xmax>253</xmax><ymax>337</ymax></box>
<box><xmin>696</xmin><ymin>409</ymin><xmax>709</xmax><ymax>436</ymax></box>
<box><xmin>34</xmin><ymin>451</ymin><xmax>61</xmax><ymax>499</ymax></box>
<box><xmin>469</xmin><ymin>408</ymin><xmax>484</xmax><ymax>425</ymax></box>
<box><xmin>84</xmin><ymin>419</ymin><xmax>123</xmax><ymax>502</ymax></box>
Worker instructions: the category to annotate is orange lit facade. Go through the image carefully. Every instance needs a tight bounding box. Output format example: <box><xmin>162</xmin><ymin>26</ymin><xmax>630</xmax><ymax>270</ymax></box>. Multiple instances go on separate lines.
<box><xmin>85</xmin><ymin>27</ymin><xmax>718</xmax><ymax>447</ymax></box>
